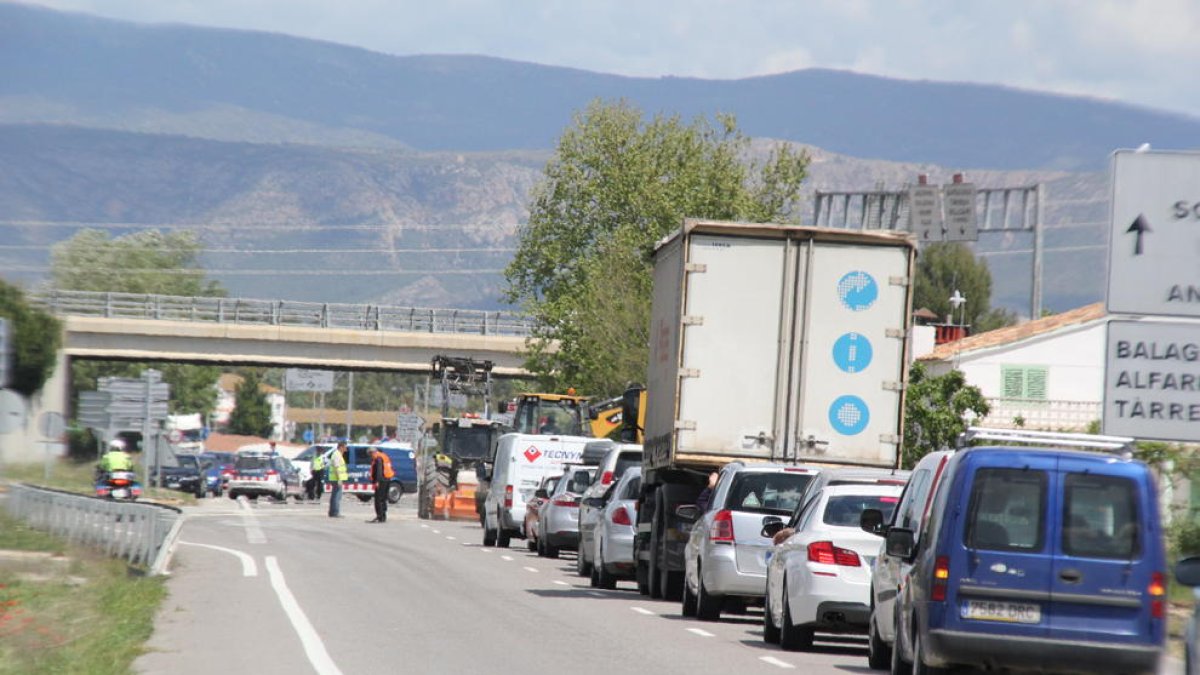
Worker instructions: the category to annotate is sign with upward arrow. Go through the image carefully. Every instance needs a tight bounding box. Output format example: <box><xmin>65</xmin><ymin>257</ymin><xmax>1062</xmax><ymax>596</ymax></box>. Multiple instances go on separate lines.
<box><xmin>1125</xmin><ymin>214</ymin><xmax>1150</xmax><ymax>255</ymax></box>
<box><xmin>1106</xmin><ymin>149</ymin><xmax>1200</xmax><ymax>318</ymax></box>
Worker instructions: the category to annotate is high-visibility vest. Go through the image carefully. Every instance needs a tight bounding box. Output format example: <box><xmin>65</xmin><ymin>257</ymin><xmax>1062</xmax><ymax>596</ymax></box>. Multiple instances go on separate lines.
<box><xmin>101</xmin><ymin>450</ymin><xmax>132</xmax><ymax>472</ymax></box>
<box><xmin>312</xmin><ymin>454</ymin><xmax>324</xmax><ymax>472</ymax></box>
<box><xmin>374</xmin><ymin>452</ymin><xmax>394</xmax><ymax>481</ymax></box>
<box><xmin>327</xmin><ymin>451</ymin><xmax>348</xmax><ymax>482</ymax></box>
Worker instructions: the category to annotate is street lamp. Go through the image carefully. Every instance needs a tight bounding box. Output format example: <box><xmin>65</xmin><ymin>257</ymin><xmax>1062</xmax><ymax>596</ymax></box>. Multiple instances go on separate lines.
<box><xmin>949</xmin><ymin>289</ymin><xmax>967</xmax><ymax>326</ymax></box>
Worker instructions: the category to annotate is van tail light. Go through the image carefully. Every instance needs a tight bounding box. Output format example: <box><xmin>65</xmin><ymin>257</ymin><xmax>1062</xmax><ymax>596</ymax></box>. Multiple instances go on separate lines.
<box><xmin>710</xmin><ymin>509</ymin><xmax>735</xmax><ymax>543</ymax></box>
<box><xmin>807</xmin><ymin>541</ymin><xmax>861</xmax><ymax>566</ymax></box>
<box><xmin>266</xmin><ymin>470</ymin><xmax>278</xmax><ymax>476</ymax></box>
<box><xmin>504</xmin><ymin>485</ymin><xmax>513</xmax><ymax>509</ymax></box>
<box><xmin>552</xmin><ymin>495</ymin><xmax>579</xmax><ymax>507</ymax></box>
<box><xmin>931</xmin><ymin>555</ymin><xmax>950</xmax><ymax>601</ymax></box>
<box><xmin>612</xmin><ymin>506</ymin><xmax>632</xmax><ymax>526</ymax></box>
<box><xmin>1149</xmin><ymin>572</ymin><xmax>1166</xmax><ymax>619</ymax></box>
<box><xmin>600</xmin><ymin>471</ymin><xmax>614</xmax><ymax>485</ymax></box>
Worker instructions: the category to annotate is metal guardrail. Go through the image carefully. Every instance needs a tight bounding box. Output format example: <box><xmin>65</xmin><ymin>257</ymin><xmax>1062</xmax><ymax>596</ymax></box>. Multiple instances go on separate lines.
<box><xmin>28</xmin><ymin>289</ymin><xmax>536</xmax><ymax>337</ymax></box>
<box><xmin>3</xmin><ymin>484</ymin><xmax>183</xmax><ymax>574</ymax></box>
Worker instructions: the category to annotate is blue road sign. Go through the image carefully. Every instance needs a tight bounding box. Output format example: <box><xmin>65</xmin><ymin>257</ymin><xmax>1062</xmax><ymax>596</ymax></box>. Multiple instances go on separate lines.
<box><xmin>303</xmin><ymin>428</ymin><xmax>314</xmax><ymax>443</ymax></box>
<box><xmin>832</xmin><ymin>332</ymin><xmax>873</xmax><ymax>373</ymax></box>
<box><xmin>836</xmin><ymin>271</ymin><xmax>878</xmax><ymax>312</ymax></box>
<box><xmin>829</xmin><ymin>395</ymin><xmax>870</xmax><ymax>436</ymax></box>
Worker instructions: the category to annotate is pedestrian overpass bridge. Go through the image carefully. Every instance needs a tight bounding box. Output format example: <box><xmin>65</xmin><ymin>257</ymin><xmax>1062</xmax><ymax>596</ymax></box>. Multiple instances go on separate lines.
<box><xmin>32</xmin><ymin>290</ymin><xmax>538</xmax><ymax>376</ymax></box>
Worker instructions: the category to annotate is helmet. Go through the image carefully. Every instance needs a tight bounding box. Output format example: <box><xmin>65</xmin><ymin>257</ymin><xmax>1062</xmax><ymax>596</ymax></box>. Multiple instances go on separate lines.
<box><xmin>108</xmin><ymin>439</ymin><xmax>126</xmax><ymax>451</ymax></box>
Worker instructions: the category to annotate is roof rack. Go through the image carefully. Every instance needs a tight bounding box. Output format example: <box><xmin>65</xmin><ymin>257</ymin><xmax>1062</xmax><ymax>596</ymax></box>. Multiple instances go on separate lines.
<box><xmin>956</xmin><ymin>427</ymin><xmax>1137</xmax><ymax>458</ymax></box>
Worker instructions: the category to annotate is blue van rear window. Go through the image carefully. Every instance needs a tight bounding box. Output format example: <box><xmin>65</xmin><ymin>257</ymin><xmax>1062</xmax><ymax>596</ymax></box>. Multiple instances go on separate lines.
<box><xmin>1063</xmin><ymin>474</ymin><xmax>1140</xmax><ymax>559</ymax></box>
<box><xmin>965</xmin><ymin>468</ymin><xmax>1047</xmax><ymax>552</ymax></box>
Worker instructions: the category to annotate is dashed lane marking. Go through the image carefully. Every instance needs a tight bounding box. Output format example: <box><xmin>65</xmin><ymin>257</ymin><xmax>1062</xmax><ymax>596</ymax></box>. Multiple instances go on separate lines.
<box><xmin>553</xmin><ymin>580</ymin><xmax>570</xmax><ymax>586</ymax></box>
<box><xmin>431</xmin><ymin>529</ymin><xmax>441</xmax><ymax>534</ymax></box>
<box><xmin>523</xmin><ymin>566</ymin><xmax>538</xmax><ymax>573</ymax></box>
<box><xmin>759</xmin><ymin>656</ymin><xmax>795</xmax><ymax>669</ymax></box>
<box><xmin>501</xmin><ymin>555</ymin><xmax>514</xmax><ymax>561</ymax></box>
<box><xmin>445</xmin><ymin>536</ymin><xmax>456</xmax><ymax>540</ymax></box>
<box><xmin>686</xmin><ymin>628</ymin><xmax>715</xmax><ymax>637</ymax></box>
<box><xmin>630</xmin><ymin>607</ymin><xmax>655</xmax><ymax>615</ymax></box>
<box><xmin>587</xmin><ymin>591</ymin><xmax>604</xmax><ymax>597</ymax></box>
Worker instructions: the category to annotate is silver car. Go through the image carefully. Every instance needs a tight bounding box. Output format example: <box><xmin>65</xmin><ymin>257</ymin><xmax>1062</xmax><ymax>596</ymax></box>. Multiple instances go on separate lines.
<box><xmin>681</xmin><ymin>463</ymin><xmax>817</xmax><ymax>621</ymax></box>
<box><xmin>576</xmin><ymin>444</ymin><xmax>642</xmax><ymax>576</ymax></box>
<box><xmin>537</xmin><ymin>465</ymin><xmax>595</xmax><ymax>558</ymax></box>
<box><xmin>1177</xmin><ymin>556</ymin><xmax>1200</xmax><ymax>675</ymax></box>
<box><xmin>590</xmin><ymin>467</ymin><xmax>641</xmax><ymax>589</ymax></box>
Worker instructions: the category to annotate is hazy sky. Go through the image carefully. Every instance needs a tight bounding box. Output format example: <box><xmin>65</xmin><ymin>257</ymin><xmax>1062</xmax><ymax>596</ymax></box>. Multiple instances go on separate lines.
<box><xmin>21</xmin><ymin>0</ymin><xmax>1200</xmax><ymax>118</ymax></box>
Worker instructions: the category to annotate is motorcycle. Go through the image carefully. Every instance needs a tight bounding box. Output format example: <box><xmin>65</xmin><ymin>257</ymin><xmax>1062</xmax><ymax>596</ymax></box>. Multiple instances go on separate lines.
<box><xmin>95</xmin><ymin>470</ymin><xmax>143</xmax><ymax>500</ymax></box>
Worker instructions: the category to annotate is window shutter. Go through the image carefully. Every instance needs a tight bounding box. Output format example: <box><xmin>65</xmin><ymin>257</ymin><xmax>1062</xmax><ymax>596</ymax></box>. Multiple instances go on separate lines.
<box><xmin>1026</xmin><ymin>367</ymin><xmax>1048</xmax><ymax>400</ymax></box>
<box><xmin>1002</xmin><ymin>367</ymin><xmax>1025</xmax><ymax>398</ymax></box>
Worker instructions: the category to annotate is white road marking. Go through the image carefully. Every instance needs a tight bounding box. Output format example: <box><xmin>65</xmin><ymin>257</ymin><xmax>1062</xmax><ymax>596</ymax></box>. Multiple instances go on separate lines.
<box><xmin>759</xmin><ymin>656</ymin><xmax>795</xmax><ymax>669</ymax></box>
<box><xmin>587</xmin><ymin>591</ymin><xmax>605</xmax><ymax>597</ymax></box>
<box><xmin>523</xmin><ymin>566</ymin><xmax>538</xmax><ymax>573</ymax></box>
<box><xmin>178</xmin><ymin>541</ymin><xmax>257</xmax><ymax>577</ymax></box>
<box><xmin>265</xmin><ymin>556</ymin><xmax>343</xmax><ymax>675</ymax></box>
<box><xmin>553</xmin><ymin>580</ymin><xmax>570</xmax><ymax>586</ymax></box>
<box><xmin>238</xmin><ymin>501</ymin><xmax>266</xmax><ymax>544</ymax></box>
<box><xmin>445</xmin><ymin>536</ymin><xmax>456</xmax><ymax>541</ymax></box>
<box><xmin>686</xmin><ymin>628</ymin><xmax>715</xmax><ymax>637</ymax></box>
<box><xmin>479</xmin><ymin>548</ymin><xmax>492</xmax><ymax>553</ymax></box>
<box><xmin>501</xmin><ymin>555</ymin><xmax>514</xmax><ymax>561</ymax></box>
<box><xmin>630</xmin><ymin>607</ymin><xmax>655</xmax><ymax>615</ymax></box>
<box><xmin>431</xmin><ymin>529</ymin><xmax>441</xmax><ymax>534</ymax></box>
<box><xmin>420</xmin><ymin>524</ymin><xmax>429</xmax><ymax>528</ymax></box>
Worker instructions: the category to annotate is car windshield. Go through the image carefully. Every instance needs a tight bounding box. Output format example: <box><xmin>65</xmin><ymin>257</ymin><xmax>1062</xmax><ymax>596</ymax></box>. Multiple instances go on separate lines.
<box><xmin>613</xmin><ymin>452</ymin><xmax>641</xmax><ymax>482</ymax></box>
<box><xmin>620</xmin><ymin>476</ymin><xmax>641</xmax><ymax>500</ymax></box>
<box><xmin>176</xmin><ymin>455</ymin><xmax>199</xmax><ymax>468</ymax></box>
<box><xmin>563</xmin><ymin>469</ymin><xmax>593</xmax><ymax>494</ymax></box>
<box><xmin>724</xmin><ymin>471</ymin><xmax>813</xmax><ymax>515</ymax></box>
<box><xmin>443</xmin><ymin>425</ymin><xmax>494</xmax><ymax>461</ymax></box>
<box><xmin>822</xmin><ymin>494</ymin><xmax>900</xmax><ymax>527</ymax></box>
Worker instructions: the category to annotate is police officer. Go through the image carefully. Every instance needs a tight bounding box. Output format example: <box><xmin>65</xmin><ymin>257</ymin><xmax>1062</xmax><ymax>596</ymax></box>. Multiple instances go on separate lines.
<box><xmin>368</xmin><ymin>446</ymin><xmax>394</xmax><ymax>523</ymax></box>
<box><xmin>308</xmin><ymin>450</ymin><xmax>326</xmax><ymax>501</ymax></box>
<box><xmin>327</xmin><ymin>442</ymin><xmax>348</xmax><ymax>518</ymax></box>
<box><xmin>98</xmin><ymin>439</ymin><xmax>133</xmax><ymax>479</ymax></box>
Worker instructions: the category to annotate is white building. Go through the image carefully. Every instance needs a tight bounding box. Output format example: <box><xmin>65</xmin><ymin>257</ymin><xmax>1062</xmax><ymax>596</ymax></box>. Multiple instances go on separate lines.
<box><xmin>919</xmin><ymin>303</ymin><xmax>1106</xmax><ymax>431</ymax></box>
<box><xmin>214</xmin><ymin>373</ymin><xmax>286</xmax><ymax>441</ymax></box>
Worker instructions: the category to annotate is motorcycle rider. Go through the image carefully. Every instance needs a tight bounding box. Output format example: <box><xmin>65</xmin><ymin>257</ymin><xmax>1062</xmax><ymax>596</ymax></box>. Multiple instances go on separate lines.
<box><xmin>97</xmin><ymin>439</ymin><xmax>133</xmax><ymax>480</ymax></box>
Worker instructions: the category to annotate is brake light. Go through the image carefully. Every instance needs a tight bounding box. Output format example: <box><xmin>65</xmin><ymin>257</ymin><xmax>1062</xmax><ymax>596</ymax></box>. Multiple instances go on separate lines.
<box><xmin>1149</xmin><ymin>572</ymin><xmax>1166</xmax><ymax>619</ymax></box>
<box><xmin>807</xmin><ymin>541</ymin><xmax>861</xmax><ymax>566</ymax></box>
<box><xmin>266</xmin><ymin>470</ymin><xmax>278</xmax><ymax>476</ymax></box>
<box><xmin>504</xmin><ymin>485</ymin><xmax>513</xmax><ymax>508</ymax></box>
<box><xmin>612</xmin><ymin>506</ymin><xmax>632</xmax><ymax>526</ymax></box>
<box><xmin>880</xmin><ymin>497</ymin><xmax>899</xmax><ymax>503</ymax></box>
<box><xmin>710</xmin><ymin>510</ymin><xmax>735</xmax><ymax>543</ymax></box>
<box><xmin>112</xmin><ymin>479</ymin><xmax>129</xmax><ymax>486</ymax></box>
<box><xmin>552</xmin><ymin>495</ymin><xmax>579</xmax><ymax>507</ymax></box>
<box><xmin>600</xmin><ymin>471</ymin><xmax>614</xmax><ymax>485</ymax></box>
<box><xmin>932</xmin><ymin>555</ymin><xmax>950</xmax><ymax>601</ymax></box>
<box><xmin>783</xmin><ymin>468</ymin><xmax>811</xmax><ymax>473</ymax></box>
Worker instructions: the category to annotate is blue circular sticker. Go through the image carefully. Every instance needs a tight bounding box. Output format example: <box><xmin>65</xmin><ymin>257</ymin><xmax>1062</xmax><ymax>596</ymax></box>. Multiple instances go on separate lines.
<box><xmin>832</xmin><ymin>332</ymin><xmax>873</xmax><ymax>373</ymax></box>
<box><xmin>829</xmin><ymin>395</ymin><xmax>870</xmax><ymax>436</ymax></box>
<box><xmin>837</xmin><ymin>271</ymin><xmax>878</xmax><ymax>311</ymax></box>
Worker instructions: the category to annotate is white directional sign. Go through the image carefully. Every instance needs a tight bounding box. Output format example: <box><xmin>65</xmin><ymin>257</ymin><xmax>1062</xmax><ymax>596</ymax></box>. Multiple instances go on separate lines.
<box><xmin>285</xmin><ymin>368</ymin><xmax>335</xmax><ymax>392</ymax></box>
<box><xmin>1106</xmin><ymin>150</ymin><xmax>1200</xmax><ymax>318</ymax></box>
<box><xmin>1103</xmin><ymin>319</ymin><xmax>1200</xmax><ymax>442</ymax></box>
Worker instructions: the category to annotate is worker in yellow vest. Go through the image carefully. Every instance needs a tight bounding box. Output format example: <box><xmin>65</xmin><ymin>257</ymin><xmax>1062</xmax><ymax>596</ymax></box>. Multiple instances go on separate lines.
<box><xmin>327</xmin><ymin>442</ymin><xmax>348</xmax><ymax>518</ymax></box>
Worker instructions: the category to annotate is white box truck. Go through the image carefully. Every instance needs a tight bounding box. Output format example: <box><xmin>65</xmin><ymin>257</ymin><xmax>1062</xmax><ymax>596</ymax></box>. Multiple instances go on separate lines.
<box><xmin>636</xmin><ymin>220</ymin><xmax>915</xmax><ymax>599</ymax></box>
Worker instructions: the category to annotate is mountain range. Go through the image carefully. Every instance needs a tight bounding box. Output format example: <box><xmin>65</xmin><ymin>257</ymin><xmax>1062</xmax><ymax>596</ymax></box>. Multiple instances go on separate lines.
<box><xmin>1</xmin><ymin>3</ymin><xmax>1196</xmax><ymax>315</ymax></box>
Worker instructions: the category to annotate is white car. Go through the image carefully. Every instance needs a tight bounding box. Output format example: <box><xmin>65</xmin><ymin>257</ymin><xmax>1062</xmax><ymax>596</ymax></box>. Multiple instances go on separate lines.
<box><xmin>764</xmin><ymin>484</ymin><xmax>903</xmax><ymax>651</ymax></box>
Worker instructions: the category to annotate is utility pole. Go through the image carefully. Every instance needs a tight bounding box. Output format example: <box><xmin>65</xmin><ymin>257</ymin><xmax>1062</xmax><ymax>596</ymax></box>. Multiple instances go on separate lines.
<box><xmin>344</xmin><ymin>371</ymin><xmax>354</xmax><ymax>440</ymax></box>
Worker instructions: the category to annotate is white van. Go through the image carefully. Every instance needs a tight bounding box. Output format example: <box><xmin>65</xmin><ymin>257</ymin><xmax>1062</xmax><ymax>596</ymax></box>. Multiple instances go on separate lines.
<box><xmin>483</xmin><ymin>432</ymin><xmax>589</xmax><ymax>548</ymax></box>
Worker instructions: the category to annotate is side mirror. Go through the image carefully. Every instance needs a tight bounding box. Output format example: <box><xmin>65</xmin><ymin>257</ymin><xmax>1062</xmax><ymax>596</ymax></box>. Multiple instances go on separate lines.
<box><xmin>885</xmin><ymin>527</ymin><xmax>916</xmax><ymax>559</ymax></box>
<box><xmin>860</xmin><ymin>508</ymin><xmax>886</xmax><ymax>537</ymax></box>
<box><xmin>535</xmin><ymin>488</ymin><xmax>549</xmax><ymax>499</ymax></box>
<box><xmin>584</xmin><ymin>497</ymin><xmax>604</xmax><ymax>508</ymax></box>
<box><xmin>675</xmin><ymin>504</ymin><xmax>700</xmax><ymax>522</ymax></box>
<box><xmin>760</xmin><ymin>516</ymin><xmax>784</xmax><ymax>539</ymax></box>
<box><xmin>1176</xmin><ymin>556</ymin><xmax>1200</xmax><ymax>587</ymax></box>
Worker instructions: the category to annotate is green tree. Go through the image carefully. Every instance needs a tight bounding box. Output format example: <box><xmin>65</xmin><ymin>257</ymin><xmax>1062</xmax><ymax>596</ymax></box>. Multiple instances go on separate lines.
<box><xmin>50</xmin><ymin>229</ymin><xmax>225</xmax><ymax>296</ymax></box>
<box><xmin>0</xmin><ymin>279</ymin><xmax>63</xmax><ymax>397</ymax></box>
<box><xmin>914</xmin><ymin>242</ymin><xmax>1016</xmax><ymax>333</ymax></box>
<box><xmin>228</xmin><ymin>371</ymin><xmax>273</xmax><ymax>437</ymax></box>
<box><xmin>505</xmin><ymin>99</ymin><xmax>809</xmax><ymax>394</ymax></box>
<box><xmin>52</xmin><ymin>228</ymin><xmax>226</xmax><ymax>415</ymax></box>
<box><xmin>902</xmin><ymin>362</ymin><xmax>990</xmax><ymax>468</ymax></box>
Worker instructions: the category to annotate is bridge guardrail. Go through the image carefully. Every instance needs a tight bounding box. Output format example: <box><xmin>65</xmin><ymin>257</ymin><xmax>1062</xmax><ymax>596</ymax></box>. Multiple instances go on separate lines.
<box><xmin>3</xmin><ymin>483</ymin><xmax>183</xmax><ymax>575</ymax></box>
<box><xmin>29</xmin><ymin>289</ymin><xmax>535</xmax><ymax>337</ymax></box>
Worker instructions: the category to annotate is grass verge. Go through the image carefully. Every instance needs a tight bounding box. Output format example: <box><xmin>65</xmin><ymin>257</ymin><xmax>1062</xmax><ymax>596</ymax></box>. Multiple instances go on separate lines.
<box><xmin>3</xmin><ymin>460</ymin><xmax>195</xmax><ymax>504</ymax></box>
<box><xmin>0</xmin><ymin>512</ymin><xmax>166</xmax><ymax>675</ymax></box>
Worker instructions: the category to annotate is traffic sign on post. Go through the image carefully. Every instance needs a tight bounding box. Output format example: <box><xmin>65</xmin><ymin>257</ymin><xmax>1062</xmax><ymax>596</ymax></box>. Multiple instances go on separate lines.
<box><xmin>285</xmin><ymin>369</ymin><xmax>335</xmax><ymax>392</ymax></box>
<box><xmin>1103</xmin><ymin>319</ymin><xmax>1200</xmax><ymax>442</ymax></box>
<box><xmin>1106</xmin><ymin>149</ymin><xmax>1200</xmax><ymax>318</ymax></box>
<box><xmin>942</xmin><ymin>182</ymin><xmax>978</xmax><ymax>241</ymax></box>
<box><xmin>908</xmin><ymin>184</ymin><xmax>943</xmax><ymax>242</ymax></box>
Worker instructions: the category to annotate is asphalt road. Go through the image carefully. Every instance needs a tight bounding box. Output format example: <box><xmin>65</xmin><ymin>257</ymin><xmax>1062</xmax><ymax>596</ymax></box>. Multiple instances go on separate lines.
<box><xmin>134</xmin><ymin>494</ymin><xmax>881</xmax><ymax>675</ymax></box>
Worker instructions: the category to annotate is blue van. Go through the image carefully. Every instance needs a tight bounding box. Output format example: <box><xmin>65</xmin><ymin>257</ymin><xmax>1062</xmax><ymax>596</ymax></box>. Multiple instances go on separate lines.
<box><xmin>884</xmin><ymin>428</ymin><xmax>1166</xmax><ymax>674</ymax></box>
<box><xmin>343</xmin><ymin>442</ymin><xmax>418</xmax><ymax>503</ymax></box>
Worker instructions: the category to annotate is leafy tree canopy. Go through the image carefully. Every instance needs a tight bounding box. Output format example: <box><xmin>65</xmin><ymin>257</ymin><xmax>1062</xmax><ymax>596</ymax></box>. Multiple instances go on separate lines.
<box><xmin>51</xmin><ymin>228</ymin><xmax>226</xmax><ymax>416</ymax></box>
<box><xmin>505</xmin><ymin>99</ymin><xmax>809</xmax><ymax>395</ymax></box>
<box><xmin>228</xmin><ymin>370</ymin><xmax>273</xmax><ymax>437</ymax></box>
<box><xmin>902</xmin><ymin>362</ymin><xmax>990</xmax><ymax>468</ymax></box>
<box><xmin>0</xmin><ymin>279</ymin><xmax>62</xmax><ymax>397</ymax></box>
<box><xmin>50</xmin><ymin>228</ymin><xmax>226</xmax><ymax>297</ymax></box>
<box><xmin>913</xmin><ymin>242</ymin><xmax>1016</xmax><ymax>333</ymax></box>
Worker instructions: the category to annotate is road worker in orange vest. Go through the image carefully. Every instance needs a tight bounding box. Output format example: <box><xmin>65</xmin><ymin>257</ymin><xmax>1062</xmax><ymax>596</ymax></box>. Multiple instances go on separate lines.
<box><xmin>367</xmin><ymin>446</ymin><xmax>394</xmax><ymax>523</ymax></box>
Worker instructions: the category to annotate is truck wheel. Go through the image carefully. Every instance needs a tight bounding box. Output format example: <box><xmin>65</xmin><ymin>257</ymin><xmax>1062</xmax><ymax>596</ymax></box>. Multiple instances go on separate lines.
<box><xmin>483</xmin><ymin>524</ymin><xmax>497</xmax><ymax>547</ymax></box>
<box><xmin>695</xmin><ymin>567</ymin><xmax>722</xmax><ymax>621</ymax></box>
<box><xmin>387</xmin><ymin>483</ymin><xmax>402</xmax><ymax>504</ymax></box>
<box><xmin>544</xmin><ymin>540</ymin><xmax>559</xmax><ymax>559</ymax></box>
<box><xmin>575</xmin><ymin>545</ymin><xmax>592</xmax><ymax>577</ymax></box>
<box><xmin>912</xmin><ymin>631</ymin><xmax>948</xmax><ymax>675</ymax></box>
<box><xmin>648</xmin><ymin>491</ymin><xmax>664</xmax><ymax>599</ymax></box>
<box><xmin>495</xmin><ymin>511</ymin><xmax>511</xmax><ymax>548</ymax></box>
<box><xmin>636</xmin><ymin>561</ymin><xmax>649</xmax><ymax>595</ymax></box>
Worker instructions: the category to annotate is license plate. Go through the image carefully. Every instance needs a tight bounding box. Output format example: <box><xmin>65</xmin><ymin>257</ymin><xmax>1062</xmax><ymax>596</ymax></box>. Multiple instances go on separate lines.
<box><xmin>167</xmin><ymin>482</ymin><xmax>181</xmax><ymax>489</ymax></box>
<box><xmin>961</xmin><ymin>600</ymin><xmax>1041</xmax><ymax>624</ymax></box>
<box><xmin>112</xmin><ymin>489</ymin><xmax>128</xmax><ymax>498</ymax></box>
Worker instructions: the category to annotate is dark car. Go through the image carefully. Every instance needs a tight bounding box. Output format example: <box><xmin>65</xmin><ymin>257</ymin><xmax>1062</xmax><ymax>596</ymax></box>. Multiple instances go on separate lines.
<box><xmin>156</xmin><ymin>453</ymin><xmax>207</xmax><ymax>497</ymax></box>
<box><xmin>199</xmin><ymin>452</ymin><xmax>234</xmax><ymax>497</ymax></box>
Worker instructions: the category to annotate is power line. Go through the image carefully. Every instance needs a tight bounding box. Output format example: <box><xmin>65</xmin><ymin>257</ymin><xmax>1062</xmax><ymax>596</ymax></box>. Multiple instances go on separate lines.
<box><xmin>0</xmin><ymin>220</ymin><xmax>513</xmax><ymax>231</ymax></box>
<box><xmin>977</xmin><ymin>245</ymin><xmax>1107</xmax><ymax>256</ymax></box>
<box><xmin>0</xmin><ymin>244</ymin><xmax>516</xmax><ymax>254</ymax></box>
<box><xmin>4</xmin><ymin>267</ymin><xmax>507</xmax><ymax>276</ymax></box>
